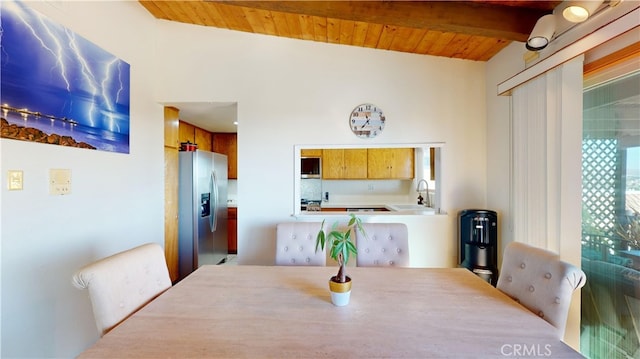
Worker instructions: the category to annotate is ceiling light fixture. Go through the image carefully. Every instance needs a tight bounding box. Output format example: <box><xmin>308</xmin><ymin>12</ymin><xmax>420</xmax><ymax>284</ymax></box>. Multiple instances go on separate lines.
<box><xmin>526</xmin><ymin>14</ymin><xmax>556</xmax><ymax>51</ymax></box>
<box><xmin>562</xmin><ymin>0</ymin><xmax>604</xmax><ymax>23</ymax></box>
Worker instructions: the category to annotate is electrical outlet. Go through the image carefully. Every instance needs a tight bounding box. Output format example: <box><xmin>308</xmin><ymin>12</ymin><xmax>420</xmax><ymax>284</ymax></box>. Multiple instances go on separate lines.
<box><xmin>50</xmin><ymin>168</ymin><xmax>71</xmax><ymax>195</ymax></box>
<box><xmin>367</xmin><ymin>184</ymin><xmax>374</xmax><ymax>191</ymax></box>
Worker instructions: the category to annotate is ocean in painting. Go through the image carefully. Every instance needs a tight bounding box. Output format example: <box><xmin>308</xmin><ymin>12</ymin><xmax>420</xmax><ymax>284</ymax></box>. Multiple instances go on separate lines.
<box><xmin>2</xmin><ymin>111</ymin><xmax>129</xmax><ymax>153</ymax></box>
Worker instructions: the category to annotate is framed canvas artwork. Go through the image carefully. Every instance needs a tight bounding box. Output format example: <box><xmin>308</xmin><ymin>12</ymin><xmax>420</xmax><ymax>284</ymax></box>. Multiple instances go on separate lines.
<box><xmin>0</xmin><ymin>0</ymin><xmax>131</xmax><ymax>154</ymax></box>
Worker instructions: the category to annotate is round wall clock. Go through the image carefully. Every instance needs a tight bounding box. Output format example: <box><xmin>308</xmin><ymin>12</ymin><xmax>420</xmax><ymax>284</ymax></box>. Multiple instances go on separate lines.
<box><xmin>349</xmin><ymin>103</ymin><xmax>385</xmax><ymax>139</ymax></box>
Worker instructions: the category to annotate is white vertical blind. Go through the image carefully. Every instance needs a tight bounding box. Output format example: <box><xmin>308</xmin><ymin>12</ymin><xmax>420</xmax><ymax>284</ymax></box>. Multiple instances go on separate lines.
<box><xmin>512</xmin><ymin>75</ymin><xmax>548</xmax><ymax>249</ymax></box>
<box><xmin>511</xmin><ymin>55</ymin><xmax>584</xmax><ymax>257</ymax></box>
<box><xmin>510</xmin><ymin>56</ymin><xmax>585</xmax><ymax>347</ymax></box>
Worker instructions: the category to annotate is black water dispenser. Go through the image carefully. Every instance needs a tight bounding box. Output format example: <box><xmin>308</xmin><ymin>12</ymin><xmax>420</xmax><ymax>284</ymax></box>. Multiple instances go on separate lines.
<box><xmin>459</xmin><ymin>209</ymin><xmax>498</xmax><ymax>286</ymax></box>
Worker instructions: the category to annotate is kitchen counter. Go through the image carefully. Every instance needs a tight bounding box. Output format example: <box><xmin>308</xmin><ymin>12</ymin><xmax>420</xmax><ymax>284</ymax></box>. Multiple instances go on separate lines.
<box><xmin>299</xmin><ymin>202</ymin><xmax>445</xmax><ymax>216</ymax></box>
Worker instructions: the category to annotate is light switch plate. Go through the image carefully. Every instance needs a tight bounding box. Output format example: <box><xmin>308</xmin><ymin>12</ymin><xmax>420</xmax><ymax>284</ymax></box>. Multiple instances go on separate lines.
<box><xmin>50</xmin><ymin>168</ymin><xmax>71</xmax><ymax>195</ymax></box>
<box><xmin>8</xmin><ymin>170</ymin><xmax>23</xmax><ymax>190</ymax></box>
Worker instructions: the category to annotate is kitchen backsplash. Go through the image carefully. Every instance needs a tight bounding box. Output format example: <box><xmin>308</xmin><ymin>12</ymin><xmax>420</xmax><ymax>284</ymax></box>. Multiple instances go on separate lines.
<box><xmin>300</xmin><ymin>178</ymin><xmax>322</xmax><ymax>200</ymax></box>
<box><xmin>302</xmin><ymin>179</ymin><xmax>416</xmax><ymax>204</ymax></box>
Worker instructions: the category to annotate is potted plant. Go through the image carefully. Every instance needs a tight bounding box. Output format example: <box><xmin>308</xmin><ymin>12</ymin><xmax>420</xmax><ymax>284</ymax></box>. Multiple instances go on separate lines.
<box><xmin>315</xmin><ymin>213</ymin><xmax>366</xmax><ymax>306</ymax></box>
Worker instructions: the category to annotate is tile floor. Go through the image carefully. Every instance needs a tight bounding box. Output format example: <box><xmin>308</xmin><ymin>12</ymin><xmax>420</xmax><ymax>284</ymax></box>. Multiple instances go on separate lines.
<box><xmin>223</xmin><ymin>254</ymin><xmax>238</xmax><ymax>265</ymax></box>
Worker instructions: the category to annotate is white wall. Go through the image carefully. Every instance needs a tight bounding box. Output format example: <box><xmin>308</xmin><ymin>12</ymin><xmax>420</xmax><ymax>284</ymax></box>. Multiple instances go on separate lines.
<box><xmin>0</xmin><ymin>2</ymin><xmax>493</xmax><ymax>357</ymax></box>
<box><xmin>0</xmin><ymin>1</ymin><xmax>162</xmax><ymax>357</ymax></box>
<box><xmin>155</xmin><ymin>21</ymin><xmax>489</xmax><ymax>266</ymax></box>
<box><xmin>485</xmin><ymin>42</ymin><xmax>528</xmax><ymax>261</ymax></box>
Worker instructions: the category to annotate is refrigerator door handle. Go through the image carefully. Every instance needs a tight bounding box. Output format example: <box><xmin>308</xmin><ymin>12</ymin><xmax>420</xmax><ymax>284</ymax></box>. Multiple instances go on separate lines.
<box><xmin>210</xmin><ymin>171</ymin><xmax>219</xmax><ymax>231</ymax></box>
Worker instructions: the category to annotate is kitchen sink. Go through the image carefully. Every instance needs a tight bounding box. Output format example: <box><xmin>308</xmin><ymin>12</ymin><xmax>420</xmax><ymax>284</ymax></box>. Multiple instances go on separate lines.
<box><xmin>387</xmin><ymin>204</ymin><xmax>435</xmax><ymax>212</ymax></box>
<box><xmin>346</xmin><ymin>207</ymin><xmax>389</xmax><ymax>212</ymax></box>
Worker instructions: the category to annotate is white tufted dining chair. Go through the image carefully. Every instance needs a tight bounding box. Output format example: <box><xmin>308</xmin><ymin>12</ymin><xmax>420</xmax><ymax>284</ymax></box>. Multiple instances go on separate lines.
<box><xmin>276</xmin><ymin>222</ymin><xmax>326</xmax><ymax>266</ymax></box>
<box><xmin>496</xmin><ymin>242</ymin><xmax>586</xmax><ymax>339</ymax></box>
<box><xmin>355</xmin><ymin>223</ymin><xmax>409</xmax><ymax>267</ymax></box>
<box><xmin>72</xmin><ymin>243</ymin><xmax>172</xmax><ymax>337</ymax></box>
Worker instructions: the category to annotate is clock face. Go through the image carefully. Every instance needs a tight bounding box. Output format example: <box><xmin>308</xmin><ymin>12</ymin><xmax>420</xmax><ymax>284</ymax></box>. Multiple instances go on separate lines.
<box><xmin>349</xmin><ymin>103</ymin><xmax>385</xmax><ymax>139</ymax></box>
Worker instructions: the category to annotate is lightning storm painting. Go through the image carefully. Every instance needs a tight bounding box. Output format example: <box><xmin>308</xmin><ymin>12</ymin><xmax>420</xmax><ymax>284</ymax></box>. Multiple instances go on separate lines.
<box><xmin>0</xmin><ymin>0</ymin><xmax>131</xmax><ymax>153</ymax></box>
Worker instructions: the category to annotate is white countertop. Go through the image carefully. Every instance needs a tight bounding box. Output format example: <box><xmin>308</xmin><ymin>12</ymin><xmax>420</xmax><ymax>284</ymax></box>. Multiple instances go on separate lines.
<box><xmin>298</xmin><ymin>202</ymin><xmax>446</xmax><ymax>216</ymax></box>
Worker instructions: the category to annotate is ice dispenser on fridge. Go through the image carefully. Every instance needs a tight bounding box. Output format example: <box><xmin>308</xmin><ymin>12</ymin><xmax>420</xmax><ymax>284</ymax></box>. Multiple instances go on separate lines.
<box><xmin>458</xmin><ymin>209</ymin><xmax>498</xmax><ymax>286</ymax></box>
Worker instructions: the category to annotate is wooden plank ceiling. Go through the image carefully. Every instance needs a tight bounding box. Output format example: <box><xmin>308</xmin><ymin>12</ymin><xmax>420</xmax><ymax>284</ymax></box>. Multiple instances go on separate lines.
<box><xmin>139</xmin><ymin>0</ymin><xmax>561</xmax><ymax>62</ymax></box>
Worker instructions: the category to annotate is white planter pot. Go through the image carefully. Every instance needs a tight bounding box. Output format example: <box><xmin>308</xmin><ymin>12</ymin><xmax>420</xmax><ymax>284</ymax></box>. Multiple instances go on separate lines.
<box><xmin>328</xmin><ymin>275</ymin><xmax>352</xmax><ymax>306</ymax></box>
<box><xmin>330</xmin><ymin>289</ymin><xmax>351</xmax><ymax>306</ymax></box>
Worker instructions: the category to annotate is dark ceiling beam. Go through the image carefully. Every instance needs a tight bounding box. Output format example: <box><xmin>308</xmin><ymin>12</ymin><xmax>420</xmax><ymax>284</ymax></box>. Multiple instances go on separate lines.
<box><xmin>215</xmin><ymin>1</ymin><xmax>559</xmax><ymax>42</ymax></box>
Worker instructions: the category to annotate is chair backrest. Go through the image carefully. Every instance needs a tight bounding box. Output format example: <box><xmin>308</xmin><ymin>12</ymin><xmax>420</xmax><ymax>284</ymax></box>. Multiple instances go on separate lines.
<box><xmin>496</xmin><ymin>241</ymin><xmax>586</xmax><ymax>338</ymax></box>
<box><xmin>355</xmin><ymin>223</ymin><xmax>409</xmax><ymax>267</ymax></box>
<box><xmin>276</xmin><ymin>222</ymin><xmax>326</xmax><ymax>266</ymax></box>
<box><xmin>72</xmin><ymin>243</ymin><xmax>172</xmax><ymax>336</ymax></box>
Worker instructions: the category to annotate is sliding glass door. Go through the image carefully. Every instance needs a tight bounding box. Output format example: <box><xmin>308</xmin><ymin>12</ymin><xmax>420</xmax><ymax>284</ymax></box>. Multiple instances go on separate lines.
<box><xmin>581</xmin><ymin>53</ymin><xmax>639</xmax><ymax>358</ymax></box>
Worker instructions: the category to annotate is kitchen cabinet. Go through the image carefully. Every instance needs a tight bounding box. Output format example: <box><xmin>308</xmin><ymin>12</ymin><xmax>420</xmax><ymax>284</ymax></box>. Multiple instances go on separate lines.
<box><xmin>322</xmin><ymin>149</ymin><xmax>367</xmax><ymax>179</ymax></box>
<box><xmin>178</xmin><ymin>121</ymin><xmax>195</xmax><ymax>145</ymax></box>
<box><xmin>321</xmin><ymin>207</ymin><xmax>347</xmax><ymax>212</ymax></box>
<box><xmin>195</xmin><ymin>127</ymin><xmax>212</xmax><ymax>151</ymax></box>
<box><xmin>213</xmin><ymin>133</ymin><xmax>238</xmax><ymax>179</ymax></box>
<box><xmin>180</xmin><ymin>121</ymin><xmax>212</xmax><ymax>151</ymax></box>
<box><xmin>367</xmin><ymin>148</ymin><xmax>414</xmax><ymax>179</ymax></box>
<box><xmin>227</xmin><ymin>207</ymin><xmax>237</xmax><ymax>254</ymax></box>
<box><xmin>301</xmin><ymin>149</ymin><xmax>322</xmax><ymax>157</ymax></box>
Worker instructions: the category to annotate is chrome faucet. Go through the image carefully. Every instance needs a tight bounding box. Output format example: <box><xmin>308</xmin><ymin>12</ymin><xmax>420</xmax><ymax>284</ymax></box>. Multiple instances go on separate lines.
<box><xmin>416</xmin><ymin>179</ymin><xmax>431</xmax><ymax>207</ymax></box>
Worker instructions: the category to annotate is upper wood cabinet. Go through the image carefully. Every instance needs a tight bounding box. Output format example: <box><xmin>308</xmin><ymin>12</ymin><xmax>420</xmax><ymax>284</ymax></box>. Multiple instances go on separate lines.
<box><xmin>315</xmin><ymin>148</ymin><xmax>415</xmax><ymax>180</ymax></box>
<box><xmin>213</xmin><ymin>133</ymin><xmax>238</xmax><ymax>179</ymax></box>
<box><xmin>195</xmin><ymin>127</ymin><xmax>212</xmax><ymax>152</ymax></box>
<box><xmin>322</xmin><ymin>149</ymin><xmax>342</xmax><ymax>179</ymax></box>
<box><xmin>301</xmin><ymin>149</ymin><xmax>322</xmax><ymax>157</ymax></box>
<box><xmin>367</xmin><ymin>148</ymin><xmax>414</xmax><ymax>179</ymax></box>
<box><xmin>322</xmin><ymin>149</ymin><xmax>368</xmax><ymax>179</ymax></box>
<box><xmin>178</xmin><ymin>121</ymin><xmax>195</xmax><ymax>145</ymax></box>
<box><xmin>179</xmin><ymin>121</ymin><xmax>213</xmax><ymax>152</ymax></box>
<box><xmin>164</xmin><ymin>107</ymin><xmax>180</xmax><ymax>149</ymax></box>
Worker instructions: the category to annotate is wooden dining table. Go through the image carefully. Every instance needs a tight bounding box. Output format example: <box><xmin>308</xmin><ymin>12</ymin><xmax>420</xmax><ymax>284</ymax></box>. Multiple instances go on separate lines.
<box><xmin>78</xmin><ymin>265</ymin><xmax>583</xmax><ymax>358</ymax></box>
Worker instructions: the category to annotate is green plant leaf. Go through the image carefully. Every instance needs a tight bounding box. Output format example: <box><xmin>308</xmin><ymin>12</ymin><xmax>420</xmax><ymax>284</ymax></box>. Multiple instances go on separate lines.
<box><xmin>329</xmin><ymin>230</ymin><xmax>344</xmax><ymax>240</ymax></box>
<box><xmin>331</xmin><ymin>241</ymin><xmax>344</xmax><ymax>260</ymax></box>
<box><xmin>315</xmin><ymin>230</ymin><xmax>325</xmax><ymax>252</ymax></box>
<box><xmin>344</xmin><ymin>239</ymin><xmax>357</xmax><ymax>265</ymax></box>
<box><xmin>314</xmin><ymin>214</ymin><xmax>368</xmax><ymax>273</ymax></box>
<box><xmin>346</xmin><ymin>239</ymin><xmax>357</xmax><ymax>254</ymax></box>
<box><xmin>342</xmin><ymin>243</ymin><xmax>349</xmax><ymax>265</ymax></box>
<box><xmin>315</xmin><ymin>219</ymin><xmax>326</xmax><ymax>252</ymax></box>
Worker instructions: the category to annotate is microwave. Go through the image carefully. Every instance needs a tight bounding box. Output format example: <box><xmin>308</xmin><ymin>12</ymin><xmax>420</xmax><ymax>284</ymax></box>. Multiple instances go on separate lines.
<box><xmin>301</xmin><ymin>157</ymin><xmax>321</xmax><ymax>178</ymax></box>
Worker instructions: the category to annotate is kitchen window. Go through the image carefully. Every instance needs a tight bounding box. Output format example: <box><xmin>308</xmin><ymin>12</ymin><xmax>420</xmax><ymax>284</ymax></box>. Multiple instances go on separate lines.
<box><xmin>294</xmin><ymin>144</ymin><xmax>442</xmax><ymax>214</ymax></box>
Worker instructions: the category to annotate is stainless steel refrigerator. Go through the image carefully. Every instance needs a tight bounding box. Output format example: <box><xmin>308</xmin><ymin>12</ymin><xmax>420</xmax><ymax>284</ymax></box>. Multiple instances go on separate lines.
<box><xmin>178</xmin><ymin>150</ymin><xmax>228</xmax><ymax>281</ymax></box>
